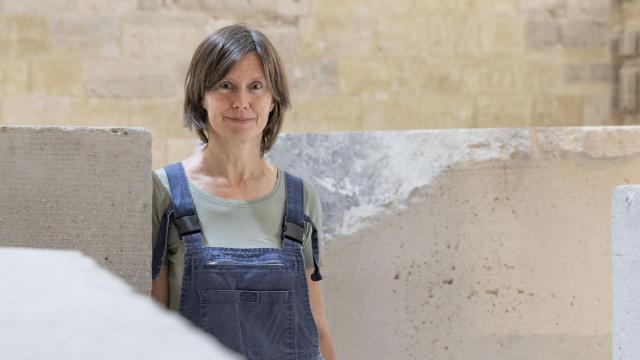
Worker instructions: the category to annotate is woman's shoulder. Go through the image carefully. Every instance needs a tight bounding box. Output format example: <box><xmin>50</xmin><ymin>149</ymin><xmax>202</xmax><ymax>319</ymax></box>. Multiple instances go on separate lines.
<box><xmin>277</xmin><ymin>168</ymin><xmax>321</xmax><ymax>216</ymax></box>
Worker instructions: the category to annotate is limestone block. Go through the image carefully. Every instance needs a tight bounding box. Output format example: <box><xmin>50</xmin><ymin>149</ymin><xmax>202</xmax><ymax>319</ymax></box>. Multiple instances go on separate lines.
<box><xmin>476</xmin><ymin>95</ymin><xmax>532</xmax><ymax>127</ymax></box>
<box><xmin>85</xmin><ymin>60</ymin><xmax>180</xmax><ymax>98</ymax></box>
<box><xmin>48</xmin><ymin>16</ymin><xmax>120</xmax><ymax>58</ymax></box>
<box><xmin>0</xmin><ymin>17</ymin><xmax>9</xmax><ymax>55</ymax></box>
<box><xmin>613</xmin><ymin>186</ymin><xmax>640</xmax><ymax>360</ymax></box>
<box><xmin>121</xmin><ymin>15</ymin><xmax>207</xmax><ymax>60</ymax></box>
<box><xmin>617</xmin><ymin>30</ymin><xmax>639</xmax><ymax>57</ymax></box>
<box><xmin>413</xmin><ymin>0</ymin><xmax>476</xmax><ymax>16</ymax></box>
<box><xmin>519</xmin><ymin>0</ymin><xmax>567</xmax><ymax>20</ymax></box>
<box><xmin>30</xmin><ymin>60</ymin><xmax>84</xmax><ymax>97</ymax></box>
<box><xmin>417</xmin><ymin>95</ymin><xmax>476</xmax><ymax>129</ymax></box>
<box><xmin>532</xmin><ymin>95</ymin><xmax>583</xmax><ymax>126</ymax></box>
<box><xmin>590</xmin><ymin>63</ymin><xmax>613</xmax><ymax>82</ymax></box>
<box><xmin>374</xmin><ymin>17</ymin><xmax>430</xmax><ymax>59</ymax></box>
<box><xmin>261</xmin><ymin>26</ymin><xmax>300</xmax><ymax>62</ymax></box>
<box><xmin>404</xmin><ymin>61</ymin><xmax>467</xmax><ymax>95</ymax></box>
<box><xmin>619</xmin><ymin>64</ymin><xmax>639</xmax><ymax>114</ymax></box>
<box><xmin>167</xmin><ymin>138</ymin><xmax>199</xmax><ymax>165</ymax></box>
<box><xmin>339</xmin><ymin>60</ymin><xmax>403</xmax><ymax>96</ymax></box>
<box><xmin>0</xmin><ymin>247</ymin><xmax>240</xmax><ymax>360</ymax></box>
<box><xmin>566</xmin><ymin>0</ymin><xmax>612</xmax><ymax>20</ymax></box>
<box><xmin>71</xmin><ymin>98</ymin><xmax>132</xmax><ymax>127</ymax></box>
<box><xmin>76</xmin><ymin>0</ymin><xmax>137</xmax><ymax>13</ymax></box>
<box><xmin>138</xmin><ymin>0</ymin><xmax>163</xmax><ymax>10</ymax></box>
<box><xmin>477</xmin><ymin>0</ymin><xmax>518</xmax><ymax>16</ymax></box>
<box><xmin>359</xmin><ymin>95</ymin><xmax>421</xmax><ymax>130</ymax></box>
<box><xmin>285</xmin><ymin>96</ymin><xmax>362</xmax><ymax>132</ymax></box>
<box><xmin>299</xmin><ymin>15</ymin><xmax>375</xmax><ymax>59</ymax></box>
<box><xmin>3</xmin><ymin>0</ymin><xmax>77</xmax><ymax>14</ymax></box>
<box><xmin>525</xmin><ymin>20</ymin><xmax>561</xmax><ymax>49</ymax></box>
<box><xmin>561</xmin><ymin>21</ymin><xmax>610</xmax><ymax>48</ymax></box>
<box><xmin>268</xmin><ymin>127</ymin><xmax>640</xmax><ymax>359</ymax></box>
<box><xmin>12</xmin><ymin>16</ymin><xmax>50</xmax><ymax>57</ymax></box>
<box><xmin>0</xmin><ymin>126</ymin><xmax>152</xmax><ymax>293</ymax></box>
<box><xmin>480</xmin><ymin>18</ymin><xmax>524</xmax><ymax>54</ymax></box>
<box><xmin>3</xmin><ymin>95</ymin><xmax>75</xmax><ymax>125</ymax></box>
<box><xmin>423</xmin><ymin>17</ymin><xmax>483</xmax><ymax>58</ymax></box>
<box><xmin>584</xmin><ymin>93</ymin><xmax>614</xmax><ymax>125</ymax></box>
<box><xmin>0</xmin><ymin>60</ymin><xmax>29</xmax><ymax>96</ymax></box>
<box><xmin>287</xmin><ymin>60</ymin><xmax>339</xmax><ymax>97</ymax></box>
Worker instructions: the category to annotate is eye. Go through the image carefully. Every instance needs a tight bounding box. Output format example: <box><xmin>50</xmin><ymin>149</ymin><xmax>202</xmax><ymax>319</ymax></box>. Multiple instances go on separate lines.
<box><xmin>250</xmin><ymin>81</ymin><xmax>264</xmax><ymax>90</ymax></box>
<box><xmin>218</xmin><ymin>81</ymin><xmax>233</xmax><ymax>90</ymax></box>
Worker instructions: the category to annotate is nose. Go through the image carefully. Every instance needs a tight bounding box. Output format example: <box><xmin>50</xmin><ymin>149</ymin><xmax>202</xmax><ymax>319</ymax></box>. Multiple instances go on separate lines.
<box><xmin>231</xmin><ymin>89</ymin><xmax>250</xmax><ymax>110</ymax></box>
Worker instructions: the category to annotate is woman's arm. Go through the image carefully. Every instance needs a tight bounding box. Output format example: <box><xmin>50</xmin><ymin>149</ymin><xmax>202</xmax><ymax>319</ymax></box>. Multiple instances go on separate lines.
<box><xmin>306</xmin><ymin>268</ymin><xmax>337</xmax><ymax>360</ymax></box>
<box><xmin>151</xmin><ymin>264</ymin><xmax>170</xmax><ymax>308</ymax></box>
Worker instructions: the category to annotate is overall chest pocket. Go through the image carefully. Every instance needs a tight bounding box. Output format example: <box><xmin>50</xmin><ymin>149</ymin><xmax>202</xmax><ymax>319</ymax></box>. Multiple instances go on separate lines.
<box><xmin>198</xmin><ymin>289</ymin><xmax>295</xmax><ymax>359</ymax></box>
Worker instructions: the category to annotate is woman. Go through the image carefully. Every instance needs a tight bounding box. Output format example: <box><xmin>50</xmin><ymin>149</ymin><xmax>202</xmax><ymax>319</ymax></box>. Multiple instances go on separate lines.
<box><xmin>150</xmin><ymin>24</ymin><xmax>336</xmax><ymax>360</ymax></box>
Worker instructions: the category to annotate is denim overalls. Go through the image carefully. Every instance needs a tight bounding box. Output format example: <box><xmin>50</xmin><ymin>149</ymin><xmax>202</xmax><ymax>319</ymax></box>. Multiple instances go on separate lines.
<box><xmin>152</xmin><ymin>162</ymin><xmax>324</xmax><ymax>360</ymax></box>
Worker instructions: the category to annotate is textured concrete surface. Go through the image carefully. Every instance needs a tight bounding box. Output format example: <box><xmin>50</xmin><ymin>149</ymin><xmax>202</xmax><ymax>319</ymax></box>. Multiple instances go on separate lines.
<box><xmin>268</xmin><ymin>127</ymin><xmax>640</xmax><ymax>360</ymax></box>
<box><xmin>612</xmin><ymin>186</ymin><xmax>640</xmax><ymax>360</ymax></box>
<box><xmin>0</xmin><ymin>247</ymin><xmax>240</xmax><ymax>360</ymax></box>
<box><xmin>0</xmin><ymin>126</ymin><xmax>152</xmax><ymax>294</ymax></box>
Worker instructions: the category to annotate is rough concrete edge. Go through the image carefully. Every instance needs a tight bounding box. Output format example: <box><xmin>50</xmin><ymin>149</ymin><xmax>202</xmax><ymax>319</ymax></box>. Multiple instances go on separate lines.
<box><xmin>0</xmin><ymin>125</ymin><xmax>152</xmax><ymax>137</ymax></box>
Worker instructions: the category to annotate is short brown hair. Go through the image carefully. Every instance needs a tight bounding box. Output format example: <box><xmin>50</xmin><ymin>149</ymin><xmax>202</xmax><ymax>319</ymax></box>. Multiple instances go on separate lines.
<box><xmin>183</xmin><ymin>24</ymin><xmax>290</xmax><ymax>154</ymax></box>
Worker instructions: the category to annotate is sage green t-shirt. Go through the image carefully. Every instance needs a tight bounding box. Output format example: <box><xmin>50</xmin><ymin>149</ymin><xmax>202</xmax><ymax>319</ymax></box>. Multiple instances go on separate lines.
<box><xmin>152</xmin><ymin>166</ymin><xmax>323</xmax><ymax>311</ymax></box>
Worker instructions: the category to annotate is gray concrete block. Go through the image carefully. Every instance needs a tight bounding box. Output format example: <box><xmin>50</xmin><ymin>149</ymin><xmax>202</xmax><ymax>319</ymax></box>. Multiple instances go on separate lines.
<box><xmin>0</xmin><ymin>126</ymin><xmax>152</xmax><ymax>294</ymax></box>
<box><xmin>612</xmin><ymin>186</ymin><xmax>640</xmax><ymax>360</ymax></box>
<box><xmin>0</xmin><ymin>247</ymin><xmax>240</xmax><ymax>360</ymax></box>
<box><xmin>268</xmin><ymin>127</ymin><xmax>640</xmax><ymax>359</ymax></box>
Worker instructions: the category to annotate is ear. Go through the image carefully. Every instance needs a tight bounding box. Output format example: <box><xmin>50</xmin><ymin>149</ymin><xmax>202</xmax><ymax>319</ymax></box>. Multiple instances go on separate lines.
<box><xmin>269</xmin><ymin>101</ymin><xmax>275</xmax><ymax>112</ymax></box>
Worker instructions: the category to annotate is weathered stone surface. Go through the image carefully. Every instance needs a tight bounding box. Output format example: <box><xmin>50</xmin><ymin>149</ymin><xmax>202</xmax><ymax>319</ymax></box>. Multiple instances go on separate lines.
<box><xmin>613</xmin><ymin>186</ymin><xmax>640</xmax><ymax>360</ymax></box>
<box><xmin>268</xmin><ymin>127</ymin><xmax>640</xmax><ymax>359</ymax></box>
<box><xmin>30</xmin><ymin>59</ymin><xmax>84</xmax><ymax>96</ymax></box>
<box><xmin>0</xmin><ymin>126</ymin><xmax>152</xmax><ymax>293</ymax></box>
<box><xmin>0</xmin><ymin>60</ymin><xmax>29</xmax><ymax>96</ymax></box>
<box><xmin>0</xmin><ymin>247</ymin><xmax>240</xmax><ymax>360</ymax></box>
<box><xmin>561</xmin><ymin>21</ymin><xmax>610</xmax><ymax>48</ymax></box>
<box><xmin>525</xmin><ymin>20</ymin><xmax>561</xmax><ymax>49</ymax></box>
<box><xmin>85</xmin><ymin>60</ymin><xmax>180</xmax><ymax>98</ymax></box>
<box><xmin>48</xmin><ymin>16</ymin><xmax>120</xmax><ymax>58</ymax></box>
<box><xmin>3</xmin><ymin>0</ymin><xmax>77</xmax><ymax>14</ymax></box>
<box><xmin>121</xmin><ymin>15</ymin><xmax>207</xmax><ymax>60</ymax></box>
<box><xmin>11</xmin><ymin>16</ymin><xmax>50</xmax><ymax>57</ymax></box>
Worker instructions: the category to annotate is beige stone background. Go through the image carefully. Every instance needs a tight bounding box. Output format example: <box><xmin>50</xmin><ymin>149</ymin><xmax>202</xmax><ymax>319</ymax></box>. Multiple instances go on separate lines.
<box><xmin>1</xmin><ymin>0</ymin><xmax>640</xmax><ymax>169</ymax></box>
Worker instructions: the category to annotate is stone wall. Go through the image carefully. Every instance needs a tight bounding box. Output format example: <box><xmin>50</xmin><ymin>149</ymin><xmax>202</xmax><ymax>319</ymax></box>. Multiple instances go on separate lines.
<box><xmin>0</xmin><ymin>0</ymin><xmax>630</xmax><ymax>168</ymax></box>
<box><xmin>268</xmin><ymin>126</ymin><xmax>640</xmax><ymax>359</ymax></box>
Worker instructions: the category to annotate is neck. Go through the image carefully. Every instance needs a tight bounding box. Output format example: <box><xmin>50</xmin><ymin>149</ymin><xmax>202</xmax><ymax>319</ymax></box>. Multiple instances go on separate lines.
<box><xmin>194</xmin><ymin>138</ymin><xmax>269</xmax><ymax>185</ymax></box>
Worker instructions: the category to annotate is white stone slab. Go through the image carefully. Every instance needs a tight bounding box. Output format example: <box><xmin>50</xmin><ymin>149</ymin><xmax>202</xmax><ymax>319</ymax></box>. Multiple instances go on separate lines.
<box><xmin>0</xmin><ymin>247</ymin><xmax>240</xmax><ymax>360</ymax></box>
<box><xmin>0</xmin><ymin>126</ymin><xmax>152</xmax><ymax>293</ymax></box>
<box><xmin>613</xmin><ymin>185</ymin><xmax>640</xmax><ymax>360</ymax></box>
<box><xmin>268</xmin><ymin>126</ymin><xmax>640</xmax><ymax>359</ymax></box>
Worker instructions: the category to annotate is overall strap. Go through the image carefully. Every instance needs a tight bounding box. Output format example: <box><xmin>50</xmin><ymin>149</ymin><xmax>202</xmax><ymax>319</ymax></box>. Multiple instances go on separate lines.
<box><xmin>164</xmin><ymin>162</ymin><xmax>203</xmax><ymax>248</ymax></box>
<box><xmin>151</xmin><ymin>208</ymin><xmax>173</xmax><ymax>280</ymax></box>
<box><xmin>283</xmin><ymin>172</ymin><xmax>323</xmax><ymax>282</ymax></box>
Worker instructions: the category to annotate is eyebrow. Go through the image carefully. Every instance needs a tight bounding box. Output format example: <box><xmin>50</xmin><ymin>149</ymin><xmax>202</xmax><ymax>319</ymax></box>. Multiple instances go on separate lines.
<box><xmin>221</xmin><ymin>76</ymin><xmax>266</xmax><ymax>83</ymax></box>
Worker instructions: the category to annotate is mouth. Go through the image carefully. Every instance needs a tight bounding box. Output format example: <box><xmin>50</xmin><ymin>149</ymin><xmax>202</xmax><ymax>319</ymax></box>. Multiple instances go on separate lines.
<box><xmin>225</xmin><ymin>116</ymin><xmax>256</xmax><ymax>123</ymax></box>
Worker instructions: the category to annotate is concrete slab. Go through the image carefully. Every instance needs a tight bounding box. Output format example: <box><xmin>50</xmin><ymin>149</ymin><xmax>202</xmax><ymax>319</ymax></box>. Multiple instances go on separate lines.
<box><xmin>612</xmin><ymin>185</ymin><xmax>640</xmax><ymax>360</ymax></box>
<box><xmin>0</xmin><ymin>247</ymin><xmax>240</xmax><ymax>360</ymax></box>
<box><xmin>268</xmin><ymin>127</ymin><xmax>640</xmax><ymax>360</ymax></box>
<box><xmin>0</xmin><ymin>126</ymin><xmax>152</xmax><ymax>293</ymax></box>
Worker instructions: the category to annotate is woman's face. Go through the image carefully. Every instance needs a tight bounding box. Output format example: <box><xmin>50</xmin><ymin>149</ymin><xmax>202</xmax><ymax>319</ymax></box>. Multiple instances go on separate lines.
<box><xmin>201</xmin><ymin>52</ymin><xmax>274</xmax><ymax>149</ymax></box>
